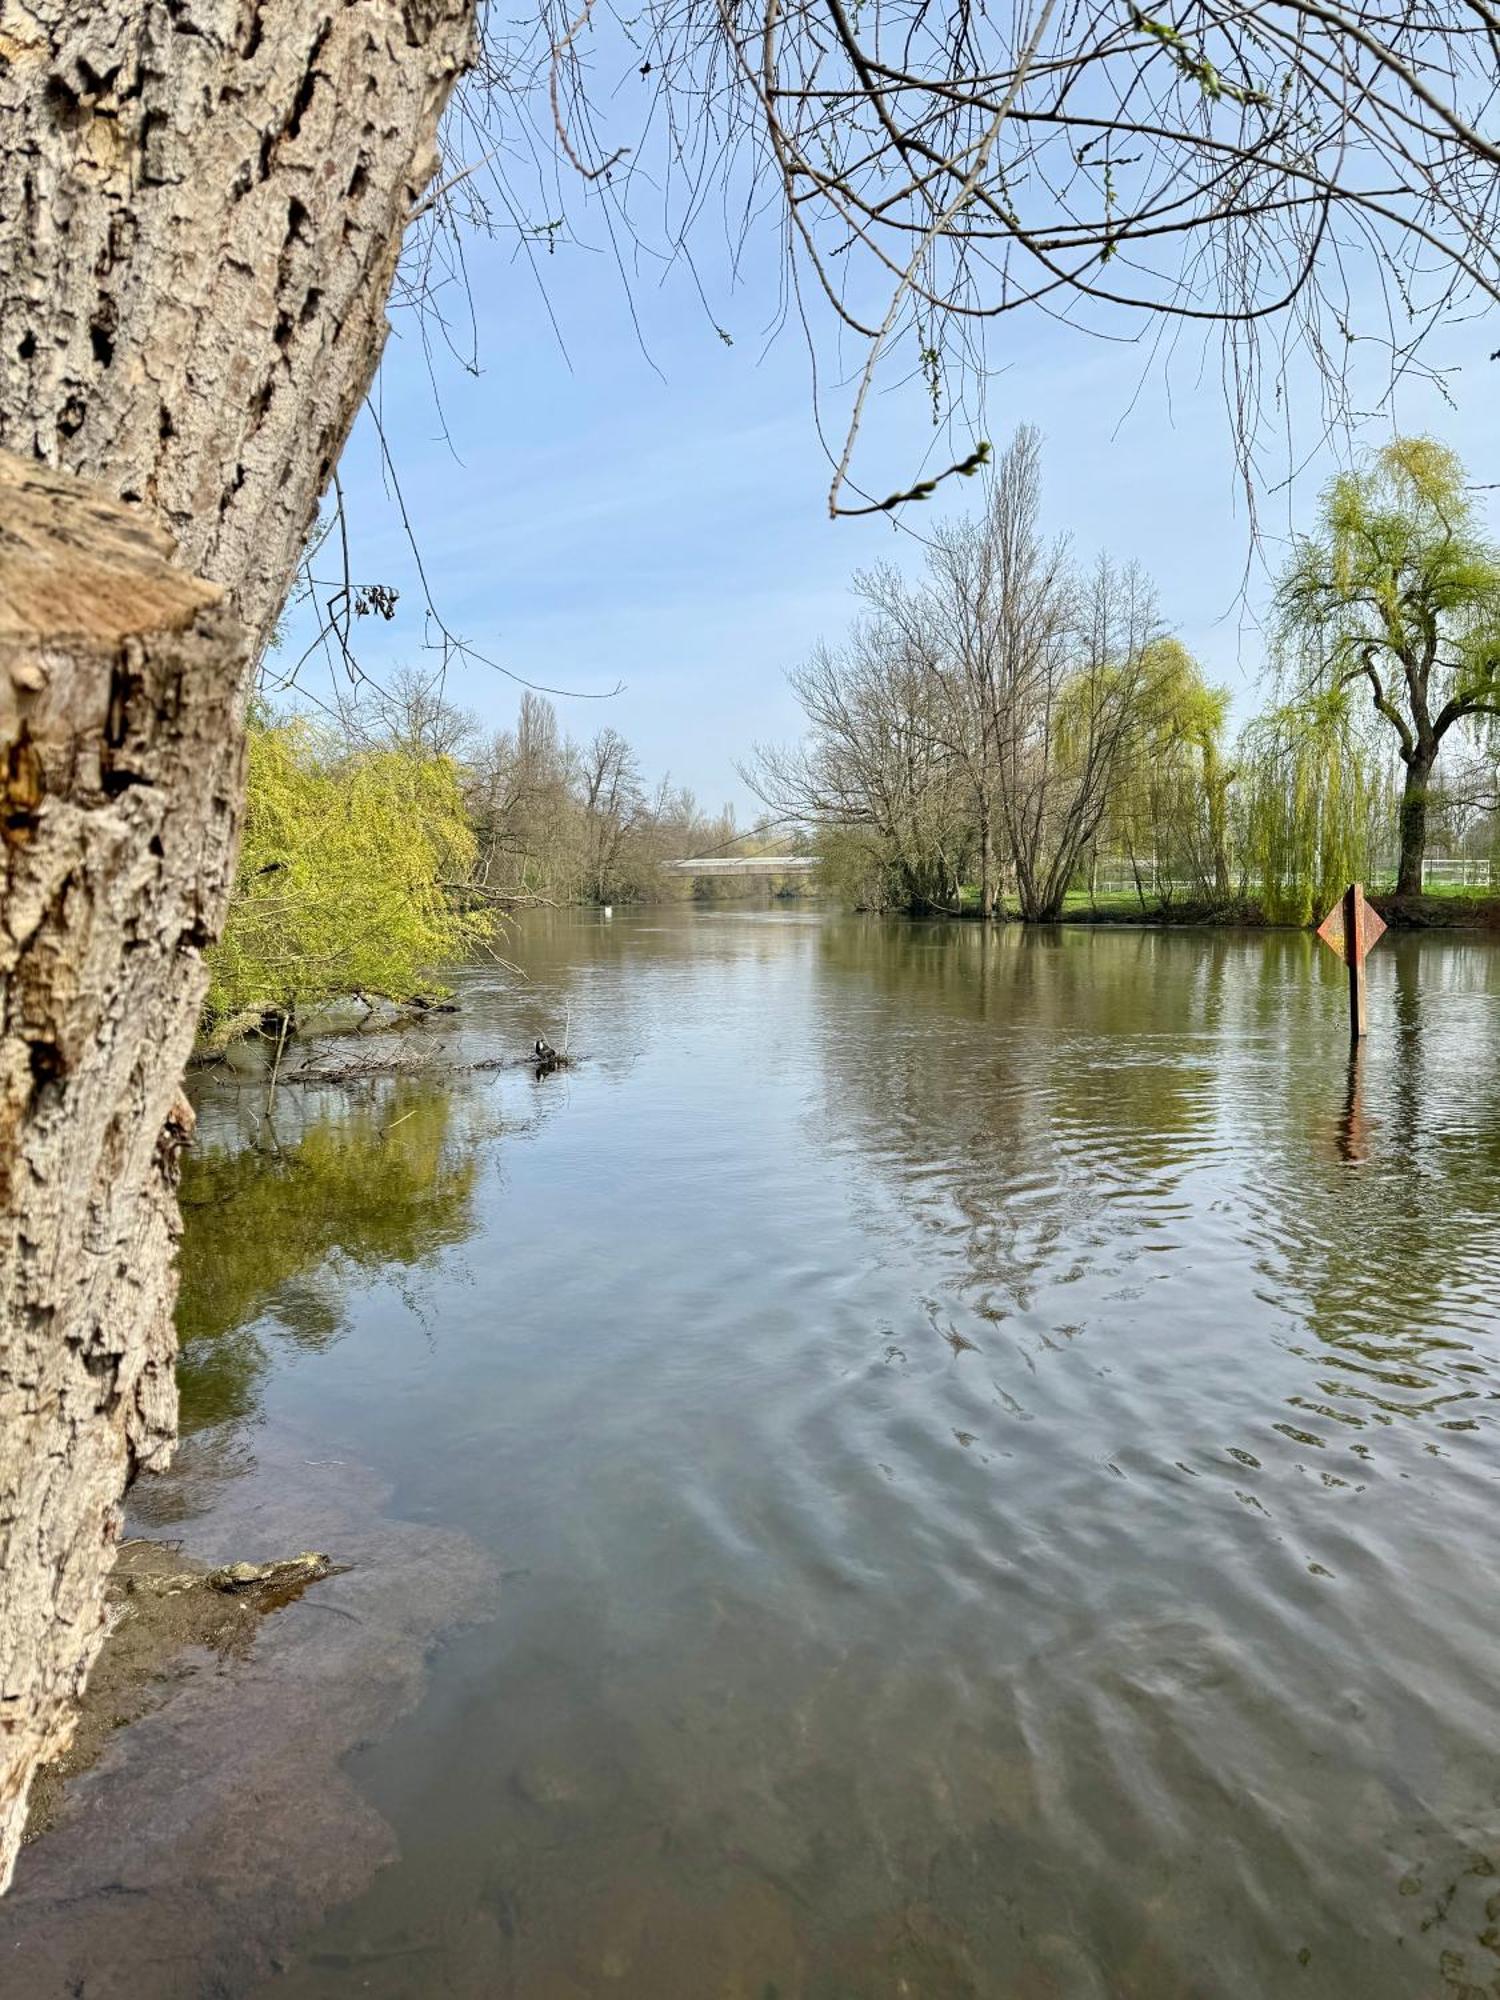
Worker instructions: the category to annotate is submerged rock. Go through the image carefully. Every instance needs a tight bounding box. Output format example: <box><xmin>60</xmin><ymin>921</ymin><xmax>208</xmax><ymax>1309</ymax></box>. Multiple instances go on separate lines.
<box><xmin>207</xmin><ymin>1552</ymin><xmax>337</xmax><ymax>1596</ymax></box>
<box><xmin>1</xmin><ymin>1437</ymin><xmax>499</xmax><ymax>1999</ymax></box>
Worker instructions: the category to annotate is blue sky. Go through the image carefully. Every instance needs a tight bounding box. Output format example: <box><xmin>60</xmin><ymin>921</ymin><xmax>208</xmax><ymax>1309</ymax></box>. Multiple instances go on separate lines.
<box><xmin>280</xmin><ymin>167</ymin><xmax>1500</xmax><ymax>819</ymax></box>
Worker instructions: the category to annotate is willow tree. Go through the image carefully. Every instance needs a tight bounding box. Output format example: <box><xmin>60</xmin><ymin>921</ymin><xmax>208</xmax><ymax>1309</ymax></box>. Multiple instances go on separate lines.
<box><xmin>1237</xmin><ymin>693</ymin><xmax>1393</xmax><ymax>924</ymax></box>
<box><xmin>4</xmin><ymin>0</ymin><xmax>1500</xmax><ymax>1891</ymax></box>
<box><xmin>1105</xmin><ymin>642</ymin><xmax>1235</xmax><ymax>905</ymax></box>
<box><xmin>204</xmin><ymin>715</ymin><xmax>492</xmax><ymax>1043</ymax></box>
<box><xmin>1277</xmin><ymin>439</ymin><xmax>1500</xmax><ymax>899</ymax></box>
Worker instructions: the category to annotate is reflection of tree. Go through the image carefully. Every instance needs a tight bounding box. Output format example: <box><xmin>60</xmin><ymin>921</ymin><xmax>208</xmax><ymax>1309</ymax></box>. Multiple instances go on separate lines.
<box><xmin>1262</xmin><ymin>937</ymin><xmax>1500</xmax><ymax>1434</ymax></box>
<box><xmin>811</xmin><ymin>922</ymin><xmax>1237</xmax><ymax>1323</ymax></box>
<box><xmin>812</xmin><ymin>920</ymin><xmax>1500</xmax><ymax>1446</ymax></box>
<box><xmin>176</xmin><ymin>1083</ymin><xmax>478</xmax><ymax>1435</ymax></box>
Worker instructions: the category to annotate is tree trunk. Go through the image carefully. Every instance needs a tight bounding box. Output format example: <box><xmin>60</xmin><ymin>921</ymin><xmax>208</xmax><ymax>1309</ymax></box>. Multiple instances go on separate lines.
<box><xmin>1</xmin><ymin>0</ymin><xmax>472</xmax><ymax>633</ymax></box>
<box><xmin>1396</xmin><ymin>749</ymin><xmax>1435</xmax><ymax>898</ymax></box>
<box><xmin>0</xmin><ymin>453</ymin><xmax>249</xmax><ymax>1890</ymax></box>
<box><xmin>1129</xmin><ymin>843</ymin><xmax>1147</xmax><ymax>912</ymax></box>
<box><xmin>0</xmin><ymin>0</ymin><xmax>474</xmax><ymax>1889</ymax></box>
<box><xmin>978</xmin><ymin>813</ymin><xmax>996</xmax><ymax>919</ymax></box>
<box><xmin>1202</xmin><ymin>741</ymin><xmax>1231</xmax><ymax>900</ymax></box>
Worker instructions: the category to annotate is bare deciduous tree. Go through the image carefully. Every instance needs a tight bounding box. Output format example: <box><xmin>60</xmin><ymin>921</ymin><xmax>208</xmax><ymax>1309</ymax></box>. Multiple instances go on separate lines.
<box><xmin>1001</xmin><ymin>551</ymin><xmax>1166</xmax><ymax>921</ymax></box>
<box><xmin>752</xmin><ymin>429</ymin><xmax>1173</xmax><ymax>919</ymax></box>
<box><xmin>748</xmin><ymin>627</ymin><xmax>974</xmax><ymax>912</ymax></box>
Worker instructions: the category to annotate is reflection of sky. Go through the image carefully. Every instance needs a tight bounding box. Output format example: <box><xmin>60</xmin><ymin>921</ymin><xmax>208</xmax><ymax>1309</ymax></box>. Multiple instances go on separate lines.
<box><xmin>274</xmin><ymin>54</ymin><xmax>1500</xmax><ymax>817</ymax></box>
<box><xmin>159</xmin><ymin>913</ymin><xmax>1500</xmax><ymax>1999</ymax></box>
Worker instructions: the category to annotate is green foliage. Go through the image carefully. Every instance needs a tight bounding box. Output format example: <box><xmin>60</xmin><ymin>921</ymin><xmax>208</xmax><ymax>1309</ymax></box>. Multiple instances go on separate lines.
<box><xmin>1097</xmin><ymin>639</ymin><xmax>1236</xmax><ymax>903</ymax></box>
<box><xmin>1275</xmin><ymin>434</ymin><xmax>1500</xmax><ymax>893</ymax></box>
<box><xmin>1237</xmin><ymin>692</ymin><xmax>1392</xmax><ymax>923</ymax></box>
<box><xmin>1281</xmin><ymin>438</ymin><xmax>1500</xmax><ymax>677</ymax></box>
<box><xmin>864</xmin><ymin>439</ymin><xmax>990</xmax><ymax>516</ymax></box>
<box><xmin>1279</xmin><ymin>445</ymin><xmax>1500</xmax><ymax>736</ymax></box>
<box><xmin>205</xmin><ymin>715</ymin><xmax>494</xmax><ymax>1029</ymax></box>
<box><xmin>177</xmin><ymin>1086</ymin><xmax>477</xmax><ymax>1432</ymax></box>
<box><xmin>1128</xmin><ymin>8</ymin><xmax>1271</xmax><ymax>103</ymax></box>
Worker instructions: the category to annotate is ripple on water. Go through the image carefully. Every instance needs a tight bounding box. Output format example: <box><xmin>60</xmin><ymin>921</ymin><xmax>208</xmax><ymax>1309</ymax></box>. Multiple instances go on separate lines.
<box><xmin>20</xmin><ymin>915</ymin><xmax>1500</xmax><ymax>1998</ymax></box>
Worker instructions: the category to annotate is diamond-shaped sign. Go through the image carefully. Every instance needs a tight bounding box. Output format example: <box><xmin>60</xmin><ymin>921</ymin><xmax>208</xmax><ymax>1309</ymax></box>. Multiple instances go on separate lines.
<box><xmin>1316</xmin><ymin>891</ymin><xmax>1387</xmax><ymax>965</ymax></box>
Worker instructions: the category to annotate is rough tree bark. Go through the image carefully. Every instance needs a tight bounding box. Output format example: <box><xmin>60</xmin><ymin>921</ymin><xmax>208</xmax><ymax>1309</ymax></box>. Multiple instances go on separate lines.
<box><xmin>0</xmin><ymin>455</ymin><xmax>248</xmax><ymax>1890</ymax></box>
<box><xmin>1396</xmin><ymin>745</ymin><xmax>1436</xmax><ymax>899</ymax></box>
<box><xmin>0</xmin><ymin>0</ymin><xmax>474</xmax><ymax>1888</ymax></box>
<box><xmin>2</xmin><ymin>0</ymin><xmax>473</xmax><ymax>632</ymax></box>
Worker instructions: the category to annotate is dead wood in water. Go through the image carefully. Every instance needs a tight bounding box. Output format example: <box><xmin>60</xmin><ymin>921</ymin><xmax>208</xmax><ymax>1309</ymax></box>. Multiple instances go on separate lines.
<box><xmin>196</xmin><ymin>1046</ymin><xmax>581</xmax><ymax>1087</ymax></box>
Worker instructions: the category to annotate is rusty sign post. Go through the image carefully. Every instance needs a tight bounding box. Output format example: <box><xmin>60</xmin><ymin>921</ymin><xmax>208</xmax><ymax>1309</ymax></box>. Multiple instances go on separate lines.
<box><xmin>1315</xmin><ymin>883</ymin><xmax>1387</xmax><ymax>1041</ymax></box>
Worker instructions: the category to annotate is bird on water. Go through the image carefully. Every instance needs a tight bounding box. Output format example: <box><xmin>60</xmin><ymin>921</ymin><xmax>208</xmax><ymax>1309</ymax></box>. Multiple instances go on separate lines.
<box><xmin>534</xmin><ymin>1036</ymin><xmax>557</xmax><ymax>1062</ymax></box>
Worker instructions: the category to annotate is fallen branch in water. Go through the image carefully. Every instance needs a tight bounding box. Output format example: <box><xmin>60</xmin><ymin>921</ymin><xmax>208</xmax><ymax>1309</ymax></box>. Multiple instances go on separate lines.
<box><xmin>200</xmin><ymin>1046</ymin><xmax>582</xmax><ymax>1087</ymax></box>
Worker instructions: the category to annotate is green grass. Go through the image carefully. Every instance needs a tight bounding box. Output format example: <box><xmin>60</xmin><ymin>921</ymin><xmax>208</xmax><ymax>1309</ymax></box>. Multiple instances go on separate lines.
<box><xmin>1385</xmin><ymin>879</ymin><xmax>1494</xmax><ymax>901</ymax></box>
<box><xmin>947</xmin><ymin>880</ymin><xmax>1500</xmax><ymax>927</ymax></box>
<box><xmin>1060</xmin><ymin>889</ymin><xmax>1157</xmax><ymax>915</ymax></box>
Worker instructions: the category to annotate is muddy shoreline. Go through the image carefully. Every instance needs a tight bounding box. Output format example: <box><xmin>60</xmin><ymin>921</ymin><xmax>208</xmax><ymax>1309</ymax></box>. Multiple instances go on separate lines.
<box><xmin>0</xmin><ymin>1432</ymin><xmax>500</xmax><ymax>1998</ymax></box>
<box><xmin>21</xmin><ymin>1540</ymin><xmax>328</xmax><ymax>1852</ymax></box>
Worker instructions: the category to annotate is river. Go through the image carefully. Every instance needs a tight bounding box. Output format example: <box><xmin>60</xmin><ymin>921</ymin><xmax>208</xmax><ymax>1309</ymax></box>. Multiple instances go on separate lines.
<box><xmin>6</xmin><ymin>909</ymin><xmax>1500</xmax><ymax>1997</ymax></box>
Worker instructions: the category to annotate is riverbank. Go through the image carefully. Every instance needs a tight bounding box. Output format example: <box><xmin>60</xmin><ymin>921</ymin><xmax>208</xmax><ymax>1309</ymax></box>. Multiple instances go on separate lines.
<box><xmin>2</xmin><ymin>1432</ymin><xmax>499</xmax><ymax>1998</ymax></box>
<box><xmin>21</xmin><ymin>1543</ymin><xmax>337</xmax><ymax>1850</ymax></box>
<box><xmin>1055</xmin><ymin>890</ymin><xmax>1500</xmax><ymax>932</ymax></box>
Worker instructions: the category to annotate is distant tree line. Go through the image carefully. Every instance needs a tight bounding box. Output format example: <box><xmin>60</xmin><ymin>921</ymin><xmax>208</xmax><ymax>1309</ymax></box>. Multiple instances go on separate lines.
<box><xmin>445</xmin><ymin>689</ymin><xmax>754</xmax><ymax>910</ymax></box>
<box><xmin>211</xmin><ymin>426</ymin><xmax>1500</xmax><ymax>1052</ymax></box>
<box><xmin>747</xmin><ymin>431</ymin><xmax>1500</xmax><ymax>925</ymax></box>
<box><xmin>202</xmin><ymin>682</ymin><xmax>785</xmax><ymax>1041</ymax></box>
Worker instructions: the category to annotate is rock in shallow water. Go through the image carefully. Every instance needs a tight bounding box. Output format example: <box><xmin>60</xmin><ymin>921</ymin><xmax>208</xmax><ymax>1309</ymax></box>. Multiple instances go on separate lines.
<box><xmin>0</xmin><ymin>1432</ymin><xmax>500</xmax><ymax>2000</ymax></box>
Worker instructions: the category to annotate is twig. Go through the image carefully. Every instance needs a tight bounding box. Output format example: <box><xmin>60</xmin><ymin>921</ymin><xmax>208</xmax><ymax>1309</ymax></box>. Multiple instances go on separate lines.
<box><xmin>265</xmin><ymin>1013</ymin><xmax>291</xmax><ymax>1118</ymax></box>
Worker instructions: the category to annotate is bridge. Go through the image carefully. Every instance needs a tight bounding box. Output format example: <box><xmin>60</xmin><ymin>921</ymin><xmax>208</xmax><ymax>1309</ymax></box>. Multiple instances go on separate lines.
<box><xmin>664</xmin><ymin>855</ymin><xmax>819</xmax><ymax>876</ymax></box>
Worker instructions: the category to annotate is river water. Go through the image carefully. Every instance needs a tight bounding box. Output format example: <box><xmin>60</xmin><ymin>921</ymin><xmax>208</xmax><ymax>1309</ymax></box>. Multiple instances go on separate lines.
<box><xmin>11</xmin><ymin>909</ymin><xmax>1500</xmax><ymax>1997</ymax></box>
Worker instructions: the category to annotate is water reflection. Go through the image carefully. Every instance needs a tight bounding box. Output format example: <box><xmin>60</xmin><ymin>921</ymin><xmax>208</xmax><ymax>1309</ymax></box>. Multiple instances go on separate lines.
<box><xmin>1337</xmin><ymin>1043</ymin><xmax>1371</xmax><ymax>1163</ymax></box>
<box><xmin>27</xmin><ymin>912</ymin><xmax>1500</xmax><ymax>1996</ymax></box>
<box><xmin>177</xmin><ymin>1081</ymin><xmax>481</xmax><ymax>1435</ymax></box>
<box><xmin>807</xmin><ymin>921</ymin><xmax>1500</xmax><ymax>1457</ymax></box>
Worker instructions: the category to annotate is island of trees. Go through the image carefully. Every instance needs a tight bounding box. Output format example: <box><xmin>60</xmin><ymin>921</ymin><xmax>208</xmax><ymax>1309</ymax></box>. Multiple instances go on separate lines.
<box><xmin>749</xmin><ymin>430</ymin><xmax>1500</xmax><ymax>926</ymax></box>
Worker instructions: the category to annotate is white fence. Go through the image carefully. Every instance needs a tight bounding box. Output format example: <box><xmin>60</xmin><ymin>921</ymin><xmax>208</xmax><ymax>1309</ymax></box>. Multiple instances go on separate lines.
<box><xmin>1090</xmin><ymin>854</ymin><xmax>1493</xmax><ymax>897</ymax></box>
<box><xmin>1089</xmin><ymin>858</ymin><xmax>1200</xmax><ymax>898</ymax></box>
<box><xmin>1420</xmin><ymin>856</ymin><xmax>1492</xmax><ymax>889</ymax></box>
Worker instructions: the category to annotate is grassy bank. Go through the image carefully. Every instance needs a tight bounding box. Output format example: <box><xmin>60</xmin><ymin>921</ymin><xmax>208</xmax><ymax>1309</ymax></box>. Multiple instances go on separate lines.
<box><xmin>1053</xmin><ymin>887</ymin><xmax>1500</xmax><ymax>932</ymax></box>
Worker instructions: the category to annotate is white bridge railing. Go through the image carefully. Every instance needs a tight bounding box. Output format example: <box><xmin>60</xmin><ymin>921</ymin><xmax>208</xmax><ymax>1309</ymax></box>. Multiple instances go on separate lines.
<box><xmin>664</xmin><ymin>856</ymin><xmax>820</xmax><ymax>875</ymax></box>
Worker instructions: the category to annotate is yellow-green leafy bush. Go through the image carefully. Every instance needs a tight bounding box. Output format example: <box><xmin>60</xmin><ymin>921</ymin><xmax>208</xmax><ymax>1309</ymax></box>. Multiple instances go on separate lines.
<box><xmin>204</xmin><ymin>716</ymin><xmax>493</xmax><ymax>1032</ymax></box>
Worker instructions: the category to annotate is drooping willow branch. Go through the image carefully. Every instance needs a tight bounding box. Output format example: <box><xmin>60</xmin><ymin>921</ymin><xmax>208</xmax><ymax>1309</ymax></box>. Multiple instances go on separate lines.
<box><xmin>294</xmin><ymin>0</ymin><xmax>1500</xmax><ymax>704</ymax></box>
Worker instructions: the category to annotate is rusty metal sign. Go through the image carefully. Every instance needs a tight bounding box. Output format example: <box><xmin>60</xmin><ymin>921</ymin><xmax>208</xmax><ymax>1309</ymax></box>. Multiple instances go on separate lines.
<box><xmin>1317</xmin><ymin>882</ymin><xmax>1386</xmax><ymax>1041</ymax></box>
<box><xmin>1316</xmin><ymin>892</ymin><xmax>1387</xmax><ymax>965</ymax></box>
